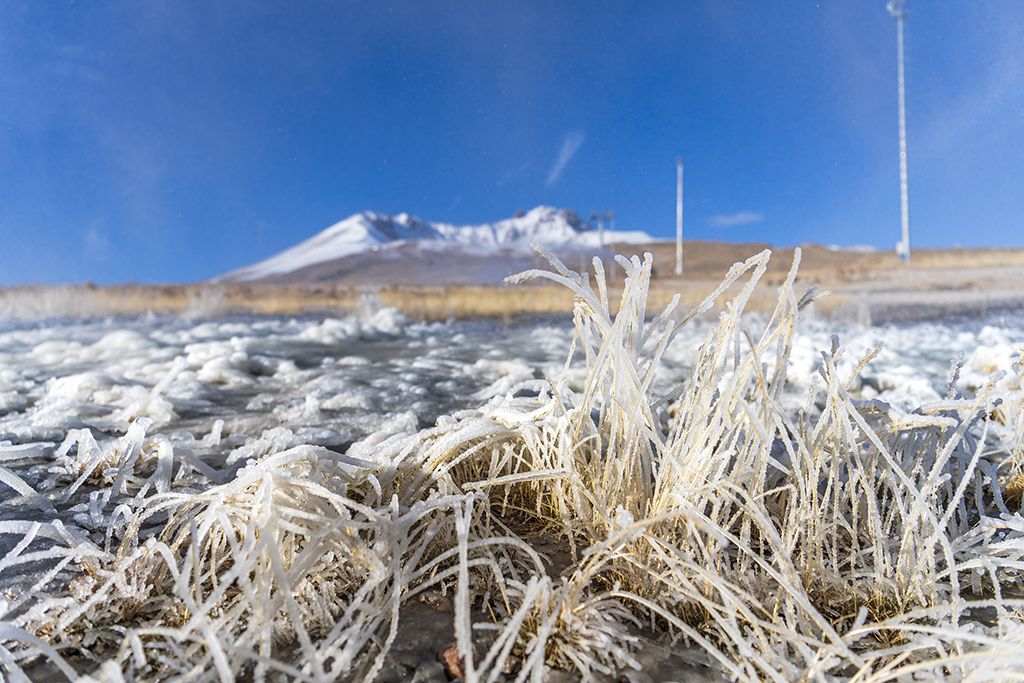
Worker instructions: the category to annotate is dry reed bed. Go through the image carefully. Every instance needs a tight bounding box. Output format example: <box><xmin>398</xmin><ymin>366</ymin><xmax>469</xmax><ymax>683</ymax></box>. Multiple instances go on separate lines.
<box><xmin>1</xmin><ymin>247</ymin><xmax>1024</xmax><ymax>681</ymax></box>
<box><xmin>614</xmin><ymin>241</ymin><xmax>1024</xmax><ymax>286</ymax></box>
<box><xmin>0</xmin><ymin>278</ymin><xmax>854</xmax><ymax>321</ymax></box>
<box><xmin>3</xmin><ymin>243</ymin><xmax>1022</xmax><ymax>321</ymax></box>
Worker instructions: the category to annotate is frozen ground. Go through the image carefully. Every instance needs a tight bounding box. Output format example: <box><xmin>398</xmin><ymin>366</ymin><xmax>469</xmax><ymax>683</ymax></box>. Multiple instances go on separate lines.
<box><xmin>2</xmin><ymin>307</ymin><xmax>1020</xmax><ymax>472</ymax></box>
<box><xmin>0</xmin><ymin>302</ymin><xmax>1022</xmax><ymax>679</ymax></box>
<box><xmin>0</xmin><ymin>311</ymin><xmax>569</xmax><ymax>461</ymax></box>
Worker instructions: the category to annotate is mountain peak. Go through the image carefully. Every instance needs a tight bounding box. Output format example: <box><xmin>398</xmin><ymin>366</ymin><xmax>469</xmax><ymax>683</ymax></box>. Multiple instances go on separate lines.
<box><xmin>214</xmin><ymin>206</ymin><xmax>653</xmax><ymax>283</ymax></box>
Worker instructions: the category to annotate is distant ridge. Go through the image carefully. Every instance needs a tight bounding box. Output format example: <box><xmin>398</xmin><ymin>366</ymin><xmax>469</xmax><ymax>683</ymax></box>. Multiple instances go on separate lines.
<box><xmin>214</xmin><ymin>206</ymin><xmax>655</xmax><ymax>283</ymax></box>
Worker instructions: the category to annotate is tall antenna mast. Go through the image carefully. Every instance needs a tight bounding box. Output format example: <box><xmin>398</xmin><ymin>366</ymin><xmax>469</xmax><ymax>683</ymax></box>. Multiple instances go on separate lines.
<box><xmin>675</xmin><ymin>156</ymin><xmax>683</xmax><ymax>276</ymax></box>
<box><xmin>888</xmin><ymin>0</ymin><xmax>911</xmax><ymax>263</ymax></box>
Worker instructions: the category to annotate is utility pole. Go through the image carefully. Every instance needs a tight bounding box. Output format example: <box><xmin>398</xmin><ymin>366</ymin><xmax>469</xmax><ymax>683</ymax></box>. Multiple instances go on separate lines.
<box><xmin>675</xmin><ymin>157</ymin><xmax>683</xmax><ymax>276</ymax></box>
<box><xmin>888</xmin><ymin>0</ymin><xmax>911</xmax><ymax>263</ymax></box>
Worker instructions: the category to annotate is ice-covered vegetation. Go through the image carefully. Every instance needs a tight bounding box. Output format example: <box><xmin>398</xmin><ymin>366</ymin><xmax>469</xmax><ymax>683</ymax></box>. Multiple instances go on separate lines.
<box><xmin>1</xmin><ymin>248</ymin><xmax>1024</xmax><ymax>681</ymax></box>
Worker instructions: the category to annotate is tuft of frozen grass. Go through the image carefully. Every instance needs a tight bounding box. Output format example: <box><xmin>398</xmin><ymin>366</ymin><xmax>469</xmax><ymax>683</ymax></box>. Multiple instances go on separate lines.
<box><xmin>1</xmin><ymin>244</ymin><xmax>1023</xmax><ymax>681</ymax></box>
<box><xmin>1002</xmin><ymin>348</ymin><xmax>1024</xmax><ymax>510</ymax></box>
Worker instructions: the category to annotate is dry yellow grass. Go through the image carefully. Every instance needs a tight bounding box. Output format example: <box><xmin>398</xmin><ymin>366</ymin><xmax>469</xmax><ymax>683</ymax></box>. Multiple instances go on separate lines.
<box><xmin>1</xmin><ymin>242</ymin><xmax>1018</xmax><ymax>321</ymax></box>
<box><xmin>614</xmin><ymin>241</ymin><xmax>1024</xmax><ymax>284</ymax></box>
<box><xmin>0</xmin><ymin>279</ymin><xmax>856</xmax><ymax>321</ymax></box>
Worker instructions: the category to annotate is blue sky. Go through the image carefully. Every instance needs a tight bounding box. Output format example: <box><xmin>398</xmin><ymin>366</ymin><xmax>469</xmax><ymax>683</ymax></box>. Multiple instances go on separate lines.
<box><xmin>2</xmin><ymin>1</ymin><xmax>1022</xmax><ymax>285</ymax></box>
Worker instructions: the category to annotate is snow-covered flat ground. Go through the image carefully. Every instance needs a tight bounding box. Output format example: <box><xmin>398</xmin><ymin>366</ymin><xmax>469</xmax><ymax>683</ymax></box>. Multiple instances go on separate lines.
<box><xmin>0</xmin><ymin>312</ymin><xmax>563</xmax><ymax>478</ymax></box>
<box><xmin>2</xmin><ymin>305</ymin><xmax>1021</xmax><ymax>509</ymax></box>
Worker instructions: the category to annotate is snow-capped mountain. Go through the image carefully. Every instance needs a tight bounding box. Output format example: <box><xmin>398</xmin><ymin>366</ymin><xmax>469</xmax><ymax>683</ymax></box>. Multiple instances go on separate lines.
<box><xmin>215</xmin><ymin>206</ymin><xmax>655</xmax><ymax>283</ymax></box>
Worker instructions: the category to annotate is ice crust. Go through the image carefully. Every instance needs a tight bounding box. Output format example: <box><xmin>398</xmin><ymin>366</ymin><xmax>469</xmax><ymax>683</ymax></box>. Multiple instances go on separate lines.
<box><xmin>1</xmin><ymin>311</ymin><xmax>1022</xmax><ymax>480</ymax></box>
<box><xmin>0</xmin><ymin>311</ymin><xmax>573</xmax><ymax>477</ymax></box>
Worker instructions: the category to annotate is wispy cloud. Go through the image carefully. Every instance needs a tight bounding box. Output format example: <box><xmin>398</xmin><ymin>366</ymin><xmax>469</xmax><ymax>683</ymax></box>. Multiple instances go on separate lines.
<box><xmin>545</xmin><ymin>131</ymin><xmax>585</xmax><ymax>187</ymax></box>
<box><xmin>708</xmin><ymin>211</ymin><xmax>764</xmax><ymax>228</ymax></box>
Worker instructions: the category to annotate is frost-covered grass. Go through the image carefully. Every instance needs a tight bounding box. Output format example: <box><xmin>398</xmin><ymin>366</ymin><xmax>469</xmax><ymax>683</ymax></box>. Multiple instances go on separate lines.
<box><xmin>2</xmin><ymin>247</ymin><xmax>1024</xmax><ymax>681</ymax></box>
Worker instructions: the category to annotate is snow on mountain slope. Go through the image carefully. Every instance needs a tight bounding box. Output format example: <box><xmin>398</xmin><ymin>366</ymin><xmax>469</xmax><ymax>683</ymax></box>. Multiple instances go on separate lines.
<box><xmin>215</xmin><ymin>206</ymin><xmax>655</xmax><ymax>282</ymax></box>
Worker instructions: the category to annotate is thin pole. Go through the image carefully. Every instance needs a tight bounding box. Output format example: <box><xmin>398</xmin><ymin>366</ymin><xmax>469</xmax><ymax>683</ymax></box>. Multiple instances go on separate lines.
<box><xmin>675</xmin><ymin>156</ymin><xmax>683</xmax><ymax>276</ymax></box>
<box><xmin>591</xmin><ymin>210</ymin><xmax>613</xmax><ymax>250</ymax></box>
<box><xmin>888</xmin><ymin>0</ymin><xmax>911</xmax><ymax>262</ymax></box>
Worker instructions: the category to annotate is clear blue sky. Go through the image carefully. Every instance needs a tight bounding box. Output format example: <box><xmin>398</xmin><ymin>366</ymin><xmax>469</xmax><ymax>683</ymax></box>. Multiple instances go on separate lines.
<box><xmin>2</xmin><ymin>2</ymin><xmax>1022</xmax><ymax>285</ymax></box>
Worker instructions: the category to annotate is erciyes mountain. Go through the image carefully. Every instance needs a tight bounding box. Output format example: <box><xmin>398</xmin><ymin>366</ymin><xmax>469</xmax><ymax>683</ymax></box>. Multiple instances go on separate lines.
<box><xmin>214</xmin><ymin>206</ymin><xmax>655</xmax><ymax>285</ymax></box>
